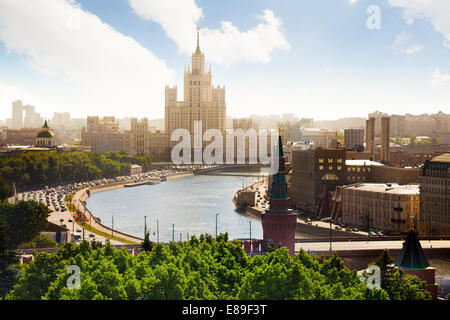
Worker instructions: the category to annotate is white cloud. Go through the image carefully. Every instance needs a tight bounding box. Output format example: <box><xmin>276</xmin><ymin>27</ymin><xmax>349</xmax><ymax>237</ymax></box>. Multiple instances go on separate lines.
<box><xmin>0</xmin><ymin>0</ymin><xmax>175</xmax><ymax>118</ymax></box>
<box><xmin>392</xmin><ymin>32</ymin><xmax>423</xmax><ymax>54</ymax></box>
<box><xmin>347</xmin><ymin>0</ymin><xmax>359</xmax><ymax>4</ymax></box>
<box><xmin>128</xmin><ymin>0</ymin><xmax>290</xmax><ymax>66</ymax></box>
<box><xmin>444</xmin><ymin>39</ymin><xmax>450</xmax><ymax>48</ymax></box>
<box><xmin>431</xmin><ymin>68</ymin><xmax>450</xmax><ymax>87</ymax></box>
<box><xmin>387</xmin><ymin>0</ymin><xmax>450</xmax><ymax>43</ymax></box>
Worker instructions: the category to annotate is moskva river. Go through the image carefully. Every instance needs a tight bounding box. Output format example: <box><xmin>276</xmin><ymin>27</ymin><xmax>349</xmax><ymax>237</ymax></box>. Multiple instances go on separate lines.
<box><xmin>86</xmin><ymin>174</ymin><xmax>269</xmax><ymax>243</ymax></box>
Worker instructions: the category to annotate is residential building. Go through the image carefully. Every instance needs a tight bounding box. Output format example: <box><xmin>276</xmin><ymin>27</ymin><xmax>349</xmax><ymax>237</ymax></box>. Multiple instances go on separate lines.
<box><xmin>344</xmin><ymin>128</ymin><xmax>364</xmax><ymax>151</ymax></box>
<box><xmin>290</xmin><ymin>149</ymin><xmax>420</xmax><ymax>213</ymax></box>
<box><xmin>81</xmin><ymin>116</ymin><xmax>125</xmax><ymax>153</ymax></box>
<box><xmin>12</xmin><ymin>100</ymin><xmax>24</xmax><ymax>129</ymax></box>
<box><xmin>165</xmin><ymin>26</ymin><xmax>226</xmax><ymax>150</ymax></box>
<box><xmin>341</xmin><ymin>183</ymin><xmax>420</xmax><ymax>234</ymax></box>
<box><xmin>233</xmin><ymin>118</ymin><xmax>258</xmax><ymax>131</ymax></box>
<box><xmin>300</xmin><ymin>128</ymin><xmax>337</xmax><ymax>149</ymax></box>
<box><xmin>419</xmin><ymin>153</ymin><xmax>450</xmax><ymax>236</ymax></box>
<box><xmin>290</xmin><ymin>149</ymin><xmax>346</xmax><ymax>212</ymax></box>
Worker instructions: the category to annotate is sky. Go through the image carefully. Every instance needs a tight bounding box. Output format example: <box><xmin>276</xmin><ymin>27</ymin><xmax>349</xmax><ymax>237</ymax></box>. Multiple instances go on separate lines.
<box><xmin>0</xmin><ymin>0</ymin><xmax>449</xmax><ymax>121</ymax></box>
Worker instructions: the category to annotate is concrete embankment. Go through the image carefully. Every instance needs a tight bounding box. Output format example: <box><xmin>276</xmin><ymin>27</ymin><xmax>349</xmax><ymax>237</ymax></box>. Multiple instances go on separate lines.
<box><xmin>74</xmin><ymin>171</ymin><xmax>194</xmax><ymax>244</ymax></box>
<box><xmin>239</xmin><ymin>204</ymin><xmax>360</xmax><ymax>238</ymax></box>
<box><xmin>234</xmin><ymin>180</ymin><xmax>361</xmax><ymax>239</ymax></box>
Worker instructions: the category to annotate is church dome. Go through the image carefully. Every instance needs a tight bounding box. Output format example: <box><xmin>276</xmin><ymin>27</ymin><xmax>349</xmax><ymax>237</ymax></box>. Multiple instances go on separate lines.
<box><xmin>37</xmin><ymin>130</ymin><xmax>55</xmax><ymax>138</ymax></box>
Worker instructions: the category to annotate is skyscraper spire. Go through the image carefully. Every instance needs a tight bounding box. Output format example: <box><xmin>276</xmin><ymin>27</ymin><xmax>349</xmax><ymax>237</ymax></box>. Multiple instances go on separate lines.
<box><xmin>195</xmin><ymin>25</ymin><xmax>201</xmax><ymax>54</ymax></box>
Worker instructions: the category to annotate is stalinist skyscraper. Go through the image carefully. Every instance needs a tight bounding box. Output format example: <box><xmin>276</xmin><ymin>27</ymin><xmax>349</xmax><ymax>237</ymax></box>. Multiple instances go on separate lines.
<box><xmin>165</xmin><ymin>26</ymin><xmax>226</xmax><ymax>149</ymax></box>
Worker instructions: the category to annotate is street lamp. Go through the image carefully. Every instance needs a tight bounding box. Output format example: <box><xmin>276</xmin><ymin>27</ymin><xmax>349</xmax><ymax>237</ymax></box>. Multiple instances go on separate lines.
<box><xmin>172</xmin><ymin>223</ymin><xmax>175</xmax><ymax>242</ymax></box>
<box><xmin>249</xmin><ymin>221</ymin><xmax>252</xmax><ymax>240</ymax></box>
<box><xmin>157</xmin><ymin>219</ymin><xmax>159</xmax><ymax>243</ymax></box>
<box><xmin>144</xmin><ymin>215</ymin><xmax>147</xmax><ymax>239</ymax></box>
<box><xmin>329</xmin><ymin>219</ymin><xmax>332</xmax><ymax>252</ymax></box>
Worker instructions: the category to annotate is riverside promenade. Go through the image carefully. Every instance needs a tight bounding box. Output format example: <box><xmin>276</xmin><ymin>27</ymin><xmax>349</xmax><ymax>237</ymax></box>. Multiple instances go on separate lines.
<box><xmin>234</xmin><ymin>179</ymin><xmax>363</xmax><ymax>238</ymax></box>
<box><xmin>71</xmin><ymin>171</ymin><xmax>193</xmax><ymax>244</ymax></box>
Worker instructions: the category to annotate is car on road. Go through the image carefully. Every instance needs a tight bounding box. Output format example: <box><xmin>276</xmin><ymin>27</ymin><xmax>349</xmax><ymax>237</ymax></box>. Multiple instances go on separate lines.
<box><xmin>89</xmin><ymin>233</ymin><xmax>95</xmax><ymax>238</ymax></box>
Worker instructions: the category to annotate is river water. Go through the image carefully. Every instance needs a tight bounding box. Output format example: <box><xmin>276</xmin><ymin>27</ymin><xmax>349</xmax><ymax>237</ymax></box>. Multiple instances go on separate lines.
<box><xmin>86</xmin><ymin>174</ymin><xmax>272</xmax><ymax>243</ymax></box>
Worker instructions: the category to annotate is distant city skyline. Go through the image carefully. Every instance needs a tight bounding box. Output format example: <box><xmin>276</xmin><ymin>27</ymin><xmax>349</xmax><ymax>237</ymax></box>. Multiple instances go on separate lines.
<box><xmin>1</xmin><ymin>0</ymin><xmax>450</xmax><ymax>121</ymax></box>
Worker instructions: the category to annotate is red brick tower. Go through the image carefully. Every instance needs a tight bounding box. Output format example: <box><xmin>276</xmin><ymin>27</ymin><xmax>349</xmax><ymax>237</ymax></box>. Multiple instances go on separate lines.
<box><xmin>262</xmin><ymin>133</ymin><xmax>297</xmax><ymax>256</ymax></box>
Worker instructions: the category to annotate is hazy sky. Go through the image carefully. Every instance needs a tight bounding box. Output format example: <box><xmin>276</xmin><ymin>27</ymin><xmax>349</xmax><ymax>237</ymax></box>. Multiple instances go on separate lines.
<box><xmin>0</xmin><ymin>0</ymin><xmax>449</xmax><ymax>121</ymax></box>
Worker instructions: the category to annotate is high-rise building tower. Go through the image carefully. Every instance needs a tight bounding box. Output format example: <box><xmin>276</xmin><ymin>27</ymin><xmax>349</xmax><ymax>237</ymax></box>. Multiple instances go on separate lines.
<box><xmin>365</xmin><ymin>117</ymin><xmax>375</xmax><ymax>158</ymax></box>
<box><xmin>381</xmin><ymin>117</ymin><xmax>390</xmax><ymax>163</ymax></box>
<box><xmin>262</xmin><ymin>133</ymin><xmax>297</xmax><ymax>256</ymax></box>
<box><xmin>165</xmin><ymin>26</ymin><xmax>226</xmax><ymax>150</ymax></box>
<box><xmin>12</xmin><ymin>100</ymin><xmax>24</xmax><ymax>129</ymax></box>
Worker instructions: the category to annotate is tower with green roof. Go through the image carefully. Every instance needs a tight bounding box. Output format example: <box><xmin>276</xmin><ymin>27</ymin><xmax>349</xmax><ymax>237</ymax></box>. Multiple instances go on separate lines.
<box><xmin>35</xmin><ymin>119</ymin><xmax>56</xmax><ymax>147</ymax></box>
<box><xmin>261</xmin><ymin>132</ymin><xmax>297</xmax><ymax>256</ymax></box>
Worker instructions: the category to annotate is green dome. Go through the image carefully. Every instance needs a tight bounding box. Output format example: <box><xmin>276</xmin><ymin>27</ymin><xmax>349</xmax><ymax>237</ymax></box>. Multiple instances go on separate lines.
<box><xmin>37</xmin><ymin>131</ymin><xmax>55</xmax><ymax>138</ymax></box>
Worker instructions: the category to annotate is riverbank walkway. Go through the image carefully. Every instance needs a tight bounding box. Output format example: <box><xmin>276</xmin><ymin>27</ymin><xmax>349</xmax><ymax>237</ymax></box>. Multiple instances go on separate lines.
<box><xmin>71</xmin><ymin>171</ymin><xmax>194</xmax><ymax>244</ymax></box>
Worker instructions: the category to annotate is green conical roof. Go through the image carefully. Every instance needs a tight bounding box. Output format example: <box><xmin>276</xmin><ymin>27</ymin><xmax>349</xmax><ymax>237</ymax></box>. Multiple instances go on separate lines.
<box><xmin>394</xmin><ymin>230</ymin><xmax>429</xmax><ymax>269</ymax></box>
<box><xmin>43</xmin><ymin>119</ymin><xmax>49</xmax><ymax>128</ymax></box>
<box><xmin>278</xmin><ymin>134</ymin><xmax>284</xmax><ymax>158</ymax></box>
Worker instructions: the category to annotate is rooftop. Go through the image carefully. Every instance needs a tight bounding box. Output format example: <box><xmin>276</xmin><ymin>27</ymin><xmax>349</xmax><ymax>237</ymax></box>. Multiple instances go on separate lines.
<box><xmin>344</xmin><ymin>183</ymin><xmax>420</xmax><ymax>195</ymax></box>
<box><xmin>431</xmin><ymin>153</ymin><xmax>450</xmax><ymax>163</ymax></box>
<box><xmin>395</xmin><ymin>230</ymin><xmax>430</xmax><ymax>269</ymax></box>
<box><xmin>345</xmin><ymin>160</ymin><xmax>384</xmax><ymax>166</ymax></box>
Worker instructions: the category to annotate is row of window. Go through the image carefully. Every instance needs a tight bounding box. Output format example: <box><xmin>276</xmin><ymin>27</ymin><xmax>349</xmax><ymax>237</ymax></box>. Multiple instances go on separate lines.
<box><xmin>318</xmin><ymin>158</ymin><xmax>343</xmax><ymax>163</ymax></box>
<box><xmin>319</xmin><ymin>165</ymin><xmax>343</xmax><ymax>171</ymax></box>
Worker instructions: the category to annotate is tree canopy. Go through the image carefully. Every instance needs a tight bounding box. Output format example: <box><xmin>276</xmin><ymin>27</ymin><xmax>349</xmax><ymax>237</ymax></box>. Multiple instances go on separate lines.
<box><xmin>4</xmin><ymin>236</ymin><xmax>398</xmax><ymax>300</ymax></box>
<box><xmin>0</xmin><ymin>201</ymin><xmax>50</xmax><ymax>250</ymax></box>
<box><xmin>0</xmin><ymin>151</ymin><xmax>151</xmax><ymax>190</ymax></box>
<box><xmin>0</xmin><ymin>176</ymin><xmax>11</xmax><ymax>202</ymax></box>
<box><xmin>368</xmin><ymin>249</ymin><xmax>431</xmax><ymax>300</ymax></box>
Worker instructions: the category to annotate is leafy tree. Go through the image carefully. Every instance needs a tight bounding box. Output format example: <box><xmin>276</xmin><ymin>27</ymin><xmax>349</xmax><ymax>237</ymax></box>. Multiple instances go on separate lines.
<box><xmin>0</xmin><ymin>176</ymin><xmax>11</xmax><ymax>202</ymax></box>
<box><xmin>0</xmin><ymin>201</ymin><xmax>50</xmax><ymax>249</ymax></box>
<box><xmin>0</xmin><ymin>151</ymin><xmax>151</xmax><ymax>190</ymax></box>
<box><xmin>369</xmin><ymin>249</ymin><xmax>431</xmax><ymax>300</ymax></box>
<box><xmin>0</xmin><ymin>218</ymin><xmax>20</xmax><ymax>298</ymax></box>
<box><xmin>4</xmin><ymin>238</ymin><xmax>435</xmax><ymax>301</ymax></box>
<box><xmin>18</xmin><ymin>234</ymin><xmax>58</xmax><ymax>249</ymax></box>
<box><xmin>141</xmin><ymin>231</ymin><xmax>153</xmax><ymax>252</ymax></box>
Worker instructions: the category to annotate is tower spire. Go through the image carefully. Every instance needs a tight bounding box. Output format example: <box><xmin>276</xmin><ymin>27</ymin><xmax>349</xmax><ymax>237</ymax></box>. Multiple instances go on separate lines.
<box><xmin>195</xmin><ymin>25</ymin><xmax>201</xmax><ymax>54</ymax></box>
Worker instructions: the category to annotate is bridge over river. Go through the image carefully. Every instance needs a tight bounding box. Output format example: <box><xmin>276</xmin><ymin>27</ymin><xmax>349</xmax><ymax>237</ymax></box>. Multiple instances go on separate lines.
<box><xmin>193</xmin><ymin>164</ymin><xmax>268</xmax><ymax>176</ymax></box>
